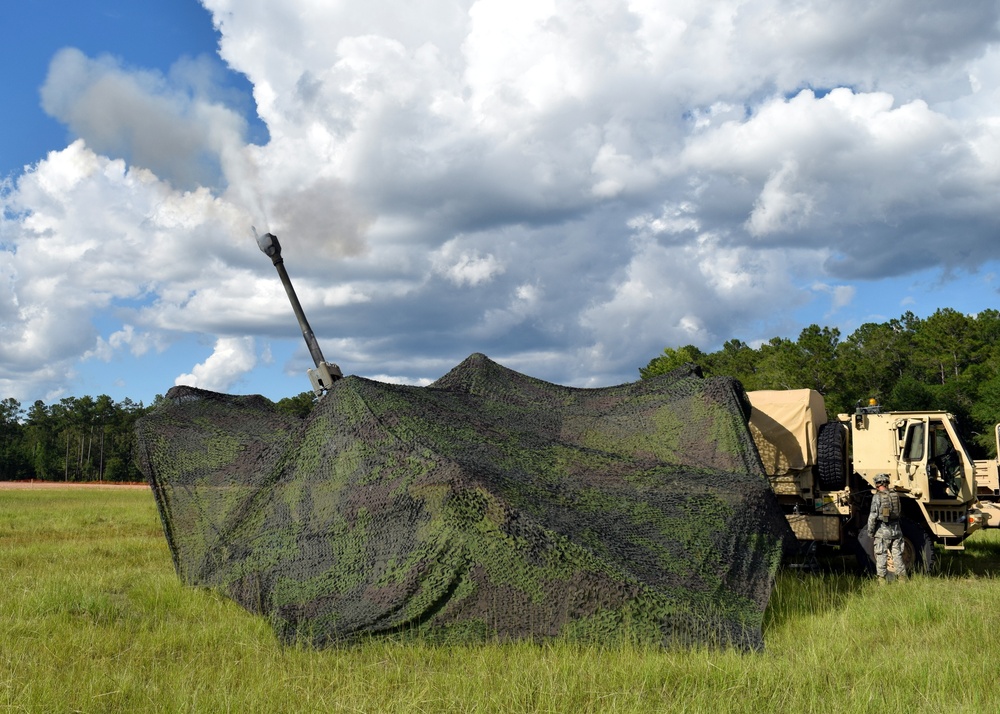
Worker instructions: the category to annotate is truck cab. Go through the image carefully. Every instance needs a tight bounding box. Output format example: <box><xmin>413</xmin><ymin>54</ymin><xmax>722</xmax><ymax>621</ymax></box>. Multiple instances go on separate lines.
<box><xmin>849</xmin><ymin>410</ymin><xmax>979</xmax><ymax>548</ymax></box>
<box><xmin>748</xmin><ymin>389</ymin><xmax>983</xmax><ymax>572</ymax></box>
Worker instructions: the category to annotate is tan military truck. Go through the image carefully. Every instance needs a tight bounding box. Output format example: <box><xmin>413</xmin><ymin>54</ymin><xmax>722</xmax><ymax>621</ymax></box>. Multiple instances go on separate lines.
<box><xmin>747</xmin><ymin>389</ymin><xmax>987</xmax><ymax>573</ymax></box>
<box><xmin>973</xmin><ymin>423</ymin><xmax>1000</xmax><ymax>526</ymax></box>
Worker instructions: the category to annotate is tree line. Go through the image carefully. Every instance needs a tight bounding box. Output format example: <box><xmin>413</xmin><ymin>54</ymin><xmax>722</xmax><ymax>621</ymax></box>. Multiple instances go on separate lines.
<box><xmin>3</xmin><ymin>307</ymin><xmax>996</xmax><ymax>480</ymax></box>
<box><xmin>0</xmin><ymin>392</ymin><xmax>315</xmax><ymax>482</ymax></box>
<box><xmin>640</xmin><ymin>307</ymin><xmax>1000</xmax><ymax>458</ymax></box>
<box><xmin>0</xmin><ymin>396</ymin><xmax>148</xmax><ymax>482</ymax></box>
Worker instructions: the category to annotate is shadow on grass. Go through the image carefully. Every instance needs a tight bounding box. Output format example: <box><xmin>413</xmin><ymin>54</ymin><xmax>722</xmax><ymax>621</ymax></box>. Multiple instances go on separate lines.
<box><xmin>764</xmin><ymin>556</ymin><xmax>868</xmax><ymax>631</ymax></box>
<box><xmin>766</xmin><ymin>530</ymin><xmax>1000</xmax><ymax>631</ymax></box>
<box><xmin>935</xmin><ymin>534</ymin><xmax>1000</xmax><ymax>577</ymax></box>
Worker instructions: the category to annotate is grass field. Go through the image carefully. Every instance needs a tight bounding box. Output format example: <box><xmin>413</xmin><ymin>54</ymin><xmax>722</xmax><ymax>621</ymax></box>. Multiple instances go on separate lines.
<box><xmin>3</xmin><ymin>487</ymin><xmax>1000</xmax><ymax>713</ymax></box>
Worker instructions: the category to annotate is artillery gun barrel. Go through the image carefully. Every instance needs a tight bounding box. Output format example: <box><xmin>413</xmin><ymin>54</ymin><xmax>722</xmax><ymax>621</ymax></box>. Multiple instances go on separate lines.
<box><xmin>254</xmin><ymin>229</ymin><xmax>342</xmax><ymax>394</ymax></box>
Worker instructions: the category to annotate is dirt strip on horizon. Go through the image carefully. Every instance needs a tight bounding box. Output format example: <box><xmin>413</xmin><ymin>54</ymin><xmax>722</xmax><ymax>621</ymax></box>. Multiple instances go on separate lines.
<box><xmin>0</xmin><ymin>481</ymin><xmax>149</xmax><ymax>490</ymax></box>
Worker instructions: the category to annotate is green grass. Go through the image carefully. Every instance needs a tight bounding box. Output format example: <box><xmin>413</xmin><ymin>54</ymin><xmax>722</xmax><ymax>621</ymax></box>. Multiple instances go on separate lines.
<box><xmin>3</xmin><ymin>488</ymin><xmax>1000</xmax><ymax>713</ymax></box>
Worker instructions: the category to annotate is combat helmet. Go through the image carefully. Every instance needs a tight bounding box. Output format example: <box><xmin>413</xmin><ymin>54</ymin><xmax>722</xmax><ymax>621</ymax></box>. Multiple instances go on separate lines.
<box><xmin>874</xmin><ymin>473</ymin><xmax>890</xmax><ymax>486</ymax></box>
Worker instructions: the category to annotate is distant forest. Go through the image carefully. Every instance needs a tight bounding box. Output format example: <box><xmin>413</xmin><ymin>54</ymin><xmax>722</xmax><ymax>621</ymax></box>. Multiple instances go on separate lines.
<box><xmin>3</xmin><ymin>306</ymin><xmax>997</xmax><ymax>481</ymax></box>
<box><xmin>0</xmin><ymin>392</ymin><xmax>314</xmax><ymax>482</ymax></box>
<box><xmin>640</xmin><ymin>307</ymin><xmax>1000</xmax><ymax>457</ymax></box>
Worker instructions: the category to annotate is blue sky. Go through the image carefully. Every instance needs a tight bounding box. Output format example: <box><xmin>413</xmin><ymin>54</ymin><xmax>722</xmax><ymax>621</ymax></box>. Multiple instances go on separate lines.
<box><xmin>2</xmin><ymin>0</ymin><xmax>1000</xmax><ymax>407</ymax></box>
<box><xmin>3</xmin><ymin>2</ymin><xmax>242</xmax><ymax>172</ymax></box>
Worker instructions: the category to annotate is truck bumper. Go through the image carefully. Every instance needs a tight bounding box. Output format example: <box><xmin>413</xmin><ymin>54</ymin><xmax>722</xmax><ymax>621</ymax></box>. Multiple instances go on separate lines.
<box><xmin>972</xmin><ymin>501</ymin><xmax>1000</xmax><ymax>530</ymax></box>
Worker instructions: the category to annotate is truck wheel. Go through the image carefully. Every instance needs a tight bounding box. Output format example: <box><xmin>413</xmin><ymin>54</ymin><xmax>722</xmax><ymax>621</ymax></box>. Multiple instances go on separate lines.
<box><xmin>855</xmin><ymin>520</ymin><xmax>938</xmax><ymax>575</ymax></box>
<box><xmin>898</xmin><ymin>518</ymin><xmax>937</xmax><ymax>574</ymax></box>
<box><xmin>817</xmin><ymin>422</ymin><xmax>848</xmax><ymax>491</ymax></box>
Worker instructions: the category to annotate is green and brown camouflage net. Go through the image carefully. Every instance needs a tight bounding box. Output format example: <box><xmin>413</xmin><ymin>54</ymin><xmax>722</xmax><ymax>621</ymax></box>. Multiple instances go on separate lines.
<box><xmin>136</xmin><ymin>354</ymin><xmax>794</xmax><ymax>650</ymax></box>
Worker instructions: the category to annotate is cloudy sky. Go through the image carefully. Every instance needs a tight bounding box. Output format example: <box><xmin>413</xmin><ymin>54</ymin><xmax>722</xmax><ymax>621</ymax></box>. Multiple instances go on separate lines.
<box><xmin>3</xmin><ymin>0</ymin><xmax>1000</xmax><ymax>405</ymax></box>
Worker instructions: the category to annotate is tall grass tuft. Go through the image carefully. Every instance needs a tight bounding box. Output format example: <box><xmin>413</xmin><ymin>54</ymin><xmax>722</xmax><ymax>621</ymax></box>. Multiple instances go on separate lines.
<box><xmin>3</xmin><ymin>488</ymin><xmax>1000</xmax><ymax>712</ymax></box>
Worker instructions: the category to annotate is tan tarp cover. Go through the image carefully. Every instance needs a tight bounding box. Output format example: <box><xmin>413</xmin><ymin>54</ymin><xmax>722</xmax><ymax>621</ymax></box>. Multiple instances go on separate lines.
<box><xmin>747</xmin><ymin>389</ymin><xmax>828</xmax><ymax>476</ymax></box>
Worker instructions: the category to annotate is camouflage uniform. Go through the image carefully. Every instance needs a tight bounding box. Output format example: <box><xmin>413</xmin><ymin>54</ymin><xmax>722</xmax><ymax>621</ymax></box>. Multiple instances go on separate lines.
<box><xmin>867</xmin><ymin>487</ymin><xmax>907</xmax><ymax>581</ymax></box>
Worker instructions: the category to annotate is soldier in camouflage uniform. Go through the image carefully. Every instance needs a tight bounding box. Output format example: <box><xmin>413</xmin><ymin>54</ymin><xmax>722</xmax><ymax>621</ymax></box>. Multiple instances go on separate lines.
<box><xmin>867</xmin><ymin>473</ymin><xmax>907</xmax><ymax>583</ymax></box>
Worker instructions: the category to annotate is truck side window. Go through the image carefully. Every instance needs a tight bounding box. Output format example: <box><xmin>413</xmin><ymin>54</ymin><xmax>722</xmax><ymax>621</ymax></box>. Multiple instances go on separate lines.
<box><xmin>931</xmin><ymin>425</ymin><xmax>951</xmax><ymax>459</ymax></box>
<box><xmin>903</xmin><ymin>422</ymin><xmax>925</xmax><ymax>461</ymax></box>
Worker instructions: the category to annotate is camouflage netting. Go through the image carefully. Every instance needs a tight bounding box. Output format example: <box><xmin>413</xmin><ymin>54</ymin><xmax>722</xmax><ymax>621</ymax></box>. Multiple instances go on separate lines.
<box><xmin>136</xmin><ymin>354</ymin><xmax>794</xmax><ymax>650</ymax></box>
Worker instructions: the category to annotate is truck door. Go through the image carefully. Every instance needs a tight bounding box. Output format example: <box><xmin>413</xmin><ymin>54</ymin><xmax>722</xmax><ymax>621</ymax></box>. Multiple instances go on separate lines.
<box><xmin>927</xmin><ymin>419</ymin><xmax>972</xmax><ymax>501</ymax></box>
<box><xmin>899</xmin><ymin>418</ymin><xmax>928</xmax><ymax>495</ymax></box>
<box><xmin>927</xmin><ymin>421</ymin><xmax>965</xmax><ymax>500</ymax></box>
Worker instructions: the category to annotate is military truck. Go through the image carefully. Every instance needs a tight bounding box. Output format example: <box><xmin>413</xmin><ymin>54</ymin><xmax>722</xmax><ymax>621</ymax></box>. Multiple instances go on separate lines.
<box><xmin>973</xmin><ymin>423</ymin><xmax>1000</xmax><ymax>526</ymax></box>
<box><xmin>747</xmin><ymin>389</ymin><xmax>989</xmax><ymax>573</ymax></box>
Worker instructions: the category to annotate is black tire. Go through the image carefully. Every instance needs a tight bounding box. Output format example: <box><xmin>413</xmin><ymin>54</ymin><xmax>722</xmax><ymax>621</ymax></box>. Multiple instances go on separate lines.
<box><xmin>899</xmin><ymin>518</ymin><xmax>937</xmax><ymax>574</ymax></box>
<box><xmin>817</xmin><ymin>422</ymin><xmax>848</xmax><ymax>491</ymax></box>
<box><xmin>854</xmin><ymin>518</ymin><xmax>937</xmax><ymax>575</ymax></box>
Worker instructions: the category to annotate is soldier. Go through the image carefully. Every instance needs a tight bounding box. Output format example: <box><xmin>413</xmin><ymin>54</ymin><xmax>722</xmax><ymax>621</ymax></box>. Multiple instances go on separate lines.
<box><xmin>867</xmin><ymin>473</ymin><xmax>907</xmax><ymax>583</ymax></box>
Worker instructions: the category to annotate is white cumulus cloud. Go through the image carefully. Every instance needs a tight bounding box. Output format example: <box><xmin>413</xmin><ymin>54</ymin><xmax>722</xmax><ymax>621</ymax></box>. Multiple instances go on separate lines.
<box><xmin>2</xmin><ymin>0</ymin><xmax>1000</xmax><ymax>402</ymax></box>
<box><xmin>175</xmin><ymin>336</ymin><xmax>257</xmax><ymax>392</ymax></box>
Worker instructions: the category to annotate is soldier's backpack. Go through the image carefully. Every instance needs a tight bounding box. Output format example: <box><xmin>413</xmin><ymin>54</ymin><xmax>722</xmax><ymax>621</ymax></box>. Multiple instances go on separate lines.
<box><xmin>879</xmin><ymin>491</ymin><xmax>901</xmax><ymax>523</ymax></box>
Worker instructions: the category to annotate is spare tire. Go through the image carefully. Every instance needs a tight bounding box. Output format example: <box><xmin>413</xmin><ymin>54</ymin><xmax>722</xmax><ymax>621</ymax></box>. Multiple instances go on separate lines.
<box><xmin>817</xmin><ymin>422</ymin><xmax>848</xmax><ymax>491</ymax></box>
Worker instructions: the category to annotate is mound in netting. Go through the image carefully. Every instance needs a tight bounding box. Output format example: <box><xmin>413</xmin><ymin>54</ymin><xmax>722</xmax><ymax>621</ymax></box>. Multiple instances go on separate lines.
<box><xmin>136</xmin><ymin>354</ymin><xmax>794</xmax><ymax>650</ymax></box>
